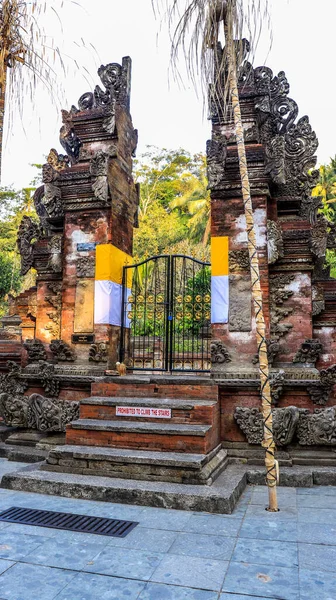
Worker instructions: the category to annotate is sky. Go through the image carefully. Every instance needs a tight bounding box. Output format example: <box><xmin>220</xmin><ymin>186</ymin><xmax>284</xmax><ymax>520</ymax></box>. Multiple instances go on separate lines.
<box><xmin>2</xmin><ymin>0</ymin><xmax>335</xmax><ymax>189</ymax></box>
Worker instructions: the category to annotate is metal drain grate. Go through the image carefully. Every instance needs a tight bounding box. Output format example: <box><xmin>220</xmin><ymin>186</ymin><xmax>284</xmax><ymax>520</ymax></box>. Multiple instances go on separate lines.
<box><xmin>0</xmin><ymin>507</ymin><xmax>138</xmax><ymax>538</ymax></box>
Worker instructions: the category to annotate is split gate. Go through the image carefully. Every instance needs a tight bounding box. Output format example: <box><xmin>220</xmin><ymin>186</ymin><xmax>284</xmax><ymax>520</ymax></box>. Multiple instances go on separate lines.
<box><xmin>120</xmin><ymin>254</ymin><xmax>211</xmax><ymax>372</ymax></box>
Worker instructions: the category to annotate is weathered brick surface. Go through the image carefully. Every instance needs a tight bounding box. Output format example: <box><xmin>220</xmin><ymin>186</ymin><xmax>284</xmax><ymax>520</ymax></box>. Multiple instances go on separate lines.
<box><xmin>91</xmin><ymin>381</ymin><xmax>218</xmax><ymax>400</ymax></box>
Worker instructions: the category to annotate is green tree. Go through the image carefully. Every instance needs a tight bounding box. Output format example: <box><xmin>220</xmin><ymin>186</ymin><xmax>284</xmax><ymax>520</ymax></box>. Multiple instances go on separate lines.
<box><xmin>170</xmin><ymin>155</ymin><xmax>210</xmax><ymax>245</ymax></box>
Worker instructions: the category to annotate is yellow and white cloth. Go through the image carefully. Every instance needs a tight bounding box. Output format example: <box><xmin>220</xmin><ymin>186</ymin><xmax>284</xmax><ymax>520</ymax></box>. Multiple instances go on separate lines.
<box><xmin>94</xmin><ymin>244</ymin><xmax>132</xmax><ymax>327</ymax></box>
<box><xmin>211</xmin><ymin>236</ymin><xmax>229</xmax><ymax>324</ymax></box>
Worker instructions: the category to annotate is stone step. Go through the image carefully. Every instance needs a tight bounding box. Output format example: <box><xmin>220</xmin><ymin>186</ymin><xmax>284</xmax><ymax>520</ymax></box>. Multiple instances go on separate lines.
<box><xmin>79</xmin><ymin>396</ymin><xmax>218</xmax><ymax>424</ymax></box>
<box><xmin>43</xmin><ymin>444</ymin><xmax>228</xmax><ymax>485</ymax></box>
<box><xmin>92</xmin><ymin>375</ymin><xmax>217</xmax><ymax>401</ymax></box>
<box><xmin>0</xmin><ymin>443</ymin><xmax>47</xmax><ymax>463</ymax></box>
<box><xmin>1</xmin><ymin>463</ymin><xmax>248</xmax><ymax>514</ymax></box>
<box><xmin>66</xmin><ymin>419</ymin><xmax>216</xmax><ymax>453</ymax></box>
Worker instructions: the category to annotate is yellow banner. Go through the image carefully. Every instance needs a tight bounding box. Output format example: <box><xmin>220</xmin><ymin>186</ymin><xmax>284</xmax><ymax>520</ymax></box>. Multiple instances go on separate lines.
<box><xmin>211</xmin><ymin>236</ymin><xmax>229</xmax><ymax>276</ymax></box>
<box><xmin>95</xmin><ymin>244</ymin><xmax>132</xmax><ymax>288</ymax></box>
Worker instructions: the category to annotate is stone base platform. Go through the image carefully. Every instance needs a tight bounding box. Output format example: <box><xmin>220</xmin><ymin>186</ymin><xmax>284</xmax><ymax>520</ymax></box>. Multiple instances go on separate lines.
<box><xmin>42</xmin><ymin>444</ymin><xmax>228</xmax><ymax>485</ymax></box>
<box><xmin>3</xmin><ymin>463</ymin><xmax>336</xmax><ymax>513</ymax></box>
<box><xmin>225</xmin><ymin>442</ymin><xmax>336</xmax><ymax>468</ymax></box>
<box><xmin>1</xmin><ymin>463</ymin><xmax>247</xmax><ymax>514</ymax></box>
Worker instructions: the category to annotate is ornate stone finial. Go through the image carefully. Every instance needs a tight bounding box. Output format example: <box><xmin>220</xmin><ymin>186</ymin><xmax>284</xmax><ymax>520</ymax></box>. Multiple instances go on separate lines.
<box><xmin>293</xmin><ymin>339</ymin><xmax>323</xmax><ymax>366</ymax></box>
<box><xmin>38</xmin><ymin>361</ymin><xmax>60</xmax><ymax>397</ymax></box>
<box><xmin>210</xmin><ymin>340</ymin><xmax>231</xmax><ymax>364</ymax></box>
<box><xmin>23</xmin><ymin>339</ymin><xmax>47</xmax><ymax>363</ymax></box>
<box><xmin>50</xmin><ymin>340</ymin><xmax>76</xmax><ymax>362</ymax></box>
<box><xmin>47</xmin><ymin>149</ymin><xmax>70</xmax><ymax>171</ymax></box>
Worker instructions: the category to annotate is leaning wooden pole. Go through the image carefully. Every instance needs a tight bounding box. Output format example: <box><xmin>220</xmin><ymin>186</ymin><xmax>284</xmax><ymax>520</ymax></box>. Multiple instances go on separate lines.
<box><xmin>0</xmin><ymin>66</ymin><xmax>7</xmax><ymax>183</ymax></box>
<box><xmin>223</xmin><ymin>14</ymin><xmax>279</xmax><ymax>510</ymax></box>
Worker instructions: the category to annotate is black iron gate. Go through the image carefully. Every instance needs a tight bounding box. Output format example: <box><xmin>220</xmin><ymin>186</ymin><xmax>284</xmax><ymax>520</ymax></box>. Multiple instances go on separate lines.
<box><xmin>120</xmin><ymin>254</ymin><xmax>211</xmax><ymax>372</ymax></box>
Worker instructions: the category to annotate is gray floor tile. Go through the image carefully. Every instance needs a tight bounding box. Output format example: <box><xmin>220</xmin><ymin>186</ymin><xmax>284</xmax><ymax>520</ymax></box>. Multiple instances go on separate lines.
<box><xmin>168</xmin><ymin>532</ymin><xmax>236</xmax><ymax>561</ymax></box>
<box><xmin>220</xmin><ymin>595</ymin><xmax>277</xmax><ymax>600</ymax></box>
<box><xmin>0</xmin><ymin>559</ymin><xmax>14</xmax><ymax>575</ymax></box>
<box><xmin>222</xmin><ymin>562</ymin><xmax>299</xmax><ymax>600</ymax></box>
<box><xmin>23</xmin><ymin>537</ymin><xmax>107</xmax><ymax>571</ymax></box>
<box><xmin>299</xmin><ymin>568</ymin><xmax>336</xmax><ymax>600</ymax></box>
<box><xmin>150</xmin><ymin>554</ymin><xmax>228</xmax><ymax>592</ymax></box>
<box><xmin>139</xmin><ymin>583</ymin><xmax>218</xmax><ymax>599</ymax></box>
<box><xmin>85</xmin><ymin>546</ymin><xmax>163</xmax><ymax>581</ymax></box>
<box><xmin>55</xmin><ymin>571</ymin><xmax>146</xmax><ymax>600</ymax></box>
<box><xmin>244</xmin><ymin>504</ymin><xmax>297</xmax><ymax>520</ymax></box>
<box><xmin>299</xmin><ymin>543</ymin><xmax>336</xmax><ymax>572</ymax></box>
<box><xmin>297</xmin><ymin>494</ymin><xmax>336</xmax><ymax>509</ymax></box>
<box><xmin>251</xmin><ymin>489</ymin><xmax>297</xmax><ymax>508</ymax></box>
<box><xmin>297</xmin><ymin>507</ymin><xmax>336</xmax><ymax>524</ymax></box>
<box><xmin>78</xmin><ymin>502</ymin><xmax>144</xmax><ymax>521</ymax></box>
<box><xmin>297</xmin><ymin>486</ymin><xmax>336</xmax><ymax>496</ymax></box>
<box><xmin>0</xmin><ymin>531</ymin><xmax>46</xmax><ymax>560</ymax></box>
<box><xmin>139</xmin><ymin>507</ymin><xmax>192</xmax><ymax>531</ymax></box>
<box><xmin>183</xmin><ymin>514</ymin><xmax>241</xmax><ymax>537</ymax></box>
<box><xmin>239</xmin><ymin>518</ymin><xmax>298</xmax><ymax>542</ymax></box>
<box><xmin>107</xmin><ymin>526</ymin><xmax>177</xmax><ymax>553</ymax></box>
<box><xmin>297</xmin><ymin>521</ymin><xmax>336</xmax><ymax>545</ymax></box>
<box><xmin>3</xmin><ymin>523</ymin><xmax>58</xmax><ymax>537</ymax></box>
<box><xmin>232</xmin><ymin>538</ymin><xmax>298</xmax><ymax>568</ymax></box>
<box><xmin>0</xmin><ymin>562</ymin><xmax>76</xmax><ymax>600</ymax></box>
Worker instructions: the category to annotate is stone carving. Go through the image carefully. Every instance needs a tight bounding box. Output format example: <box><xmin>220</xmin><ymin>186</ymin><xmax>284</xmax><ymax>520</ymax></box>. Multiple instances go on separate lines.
<box><xmin>252</xmin><ymin>338</ymin><xmax>280</xmax><ymax>366</ymax></box>
<box><xmin>269</xmin><ymin>274</ymin><xmax>294</xmax><ymax>337</ymax></box>
<box><xmin>47</xmin><ymin>148</ymin><xmax>69</xmax><ymax>171</ymax></box>
<box><xmin>312</xmin><ymin>285</ymin><xmax>325</xmax><ymax>316</ymax></box>
<box><xmin>229</xmin><ymin>275</ymin><xmax>252</xmax><ymax>332</ymax></box>
<box><xmin>59</xmin><ymin>112</ymin><xmax>81</xmax><ymax>163</ymax></box>
<box><xmin>39</xmin><ymin>361</ymin><xmax>60</xmax><ymax>397</ymax></box>
<box><xmin>267</xmin><ymin>220</ymin><xmax>284</xmax><ymax>265</ymax></box>
<box><xmin>307</xmin><ymin>365</ymin><xmax>336</xmax><ymax>406</ymax></box>
<box><xmin>0</xmin><ymin>362</ymin><xmax>29</xmax><ymax>427</ymax></box>
<box><xmin>90</xmin><ymin>151</ymin><xmax>110</xmax><ymax>204</ymax></box>
<box><xmin>310</xmin><ymin>216</ymin><xmax>329</xmax><ymax>258</ymax></box>
<box><xmin>45</xmin><ymin>282</ymin><xmax>62</xmax><ymax>339</ymax></box>
<box><xmin>17</xmin><ymin>216</ymin><xmax>40</xmax><ymax>275</ymax></box>
<box><xmin>229</xmin><ymin>250</ymin><xmax>250</xmax><ymax>272</ymax></box>
<box><xmin>206</xmin><ymin>137</ymin><xmax>227</xmax><ymax>188</ymax></box>
<box><xmin>234</xmin><ymin>405</ymin><xmax>300</xmax><ymax>446</ymax></box>
<box><xmin>50</xmin><ymin>340</ymin><xmax>76</xmax><ymax>362</ymax></box>
<box><xmin>23</xmin><ymin>339</ymin><xmax>47</xmax><ymax>363</ymax></box>
<box><xmin>27</xmin><ymin>393</ymin><xmax>79</xmax><ymax>432</ymax></box>
<box><xmin>297</xmin><ymin>407</ymin><xmax>336</xmax><ymax>446</ymax></box>
<box><xmin>77</xmin><ymin>60</ymin><xmax>130</xmax><ymax>112</ymax></box>
<box><xmin>264</xmin><ymin>136</ymin><xmax>286</xmax><ymax>184</ymax></box>
<box><xmin>47</xmin><ymin>235</ymin><xmax>63</xmax><ymax>274</ymax></box>
<box><xmin>210</xmin><ymin>341</ymin><xmax>231</xmax><ymax>364</ymax></box>
<box><xmin>293</xmin><ymin>339</ymin><xmax>323</xmax><ymax>365</ymax></box>
<box><xmin>270</xmin><ymin>370</ymin><xmax>285</xmax><ymax>405</ymax></box>
<box><xmin>89</xmin><ymin>342</ymin><xmax>108</xmax><ymax>363</ymax></box>
<box><xmin>76</xmin><ymin>256</ymin><xmax>95</xmax><ymax>278</ymax></box>
<box><xmin>299</xmin><ymin>196</ymin><xmax>322</xmax><ymax>225</ymax></box>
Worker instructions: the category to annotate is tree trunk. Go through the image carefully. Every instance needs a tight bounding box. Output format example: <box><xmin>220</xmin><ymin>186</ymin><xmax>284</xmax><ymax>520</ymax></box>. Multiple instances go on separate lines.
<box><xmin>224</xmin><ymin>21</ymin><xmax>278</xmax><ymax>510</ymax></box>
<box><xmin>0</xmin><ymin>65</ymin><xmax>7</xmax><ymax>183</ymax></box>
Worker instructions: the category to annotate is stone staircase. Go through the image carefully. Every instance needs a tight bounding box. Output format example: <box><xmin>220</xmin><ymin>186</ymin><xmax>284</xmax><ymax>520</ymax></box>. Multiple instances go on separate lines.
<box><xmin>44</xmin><ymin>375</ymin><xmax>227</xmax><ymax>485</ymax></box>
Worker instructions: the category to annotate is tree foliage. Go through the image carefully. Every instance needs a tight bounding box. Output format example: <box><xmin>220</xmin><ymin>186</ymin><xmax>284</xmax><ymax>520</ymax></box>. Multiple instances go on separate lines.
<box><xmin>313</xmin><ymin>156</ymin><xmax>336</xmax><ymax>277</ymax></box>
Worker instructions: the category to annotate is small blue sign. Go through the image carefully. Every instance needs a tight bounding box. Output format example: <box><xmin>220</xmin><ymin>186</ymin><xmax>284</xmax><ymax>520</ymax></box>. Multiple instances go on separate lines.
<box><xmin>77</xmin><ymin>243</ymin><xmax>96</xmax><ymax>252</ymax></box>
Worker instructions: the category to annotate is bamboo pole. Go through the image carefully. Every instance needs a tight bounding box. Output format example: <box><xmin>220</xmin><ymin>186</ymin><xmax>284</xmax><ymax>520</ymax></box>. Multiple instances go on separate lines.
<box><xmin>223</xmin><ymin>13</ymin><xmax>279</xmax><ymax>511</ymax></box>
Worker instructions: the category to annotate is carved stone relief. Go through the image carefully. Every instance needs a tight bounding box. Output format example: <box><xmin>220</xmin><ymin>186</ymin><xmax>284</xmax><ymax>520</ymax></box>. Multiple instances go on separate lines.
<box><xmin>90</xmin><ymin>151</ymin><xmax>110</xmax><ymax>205</ymax></box>
<box><xmin>23</xmin><ymin>339</ymin><xmax>47</xmax><ymax>363</ymax></box>
<box><xmin>293</xmin><ymin>339</ymin><xmax>323</xmax><ymax>365</ymax></box>
<box><xmin>50</xmin><ymin>340</ymin><xmax>76</xmax><ymax>362</ymax></box>
<box><xmin>89</xmin><ymin>343</ymin><xmax>108</xmax><ymax>363</ymax></box>
<box><xmin>45</xmin><ymin>282</ymin><xmax>62</xmax><ymax>339</ymax></box>
<box><xmin>229</xmin><ymin>275</ymin><xmax>252</xmax><ymax>332</ymax></box>
<box><xmin>307</xmin><ymin>364</ymin><xmax>336</xmax><ymax>406</ymax></box>
<box><xmin>210</xmin><ymin>341</ymin><xmax>231</xmax><ymax>364</ymax></box>
<box><xmin>234</xmin><ymin>405</ymin><xmax>300</xmax><ymax>446</ymax></box>
<box><xmin>297</xmin><ymin>407</ymin><xmax>336</xmax><ymax>446</ymax></box>
<box><xmin>267</xmin><ymin>220</ymin><xmax>284</xmax><ymax>265</ymax></box>
<box><xmin>76</xmin><ymin>256</ymin><xmax>95</xmax><ymax>278</ymax></box>
<box><xmin>206</xmin><ymin>137</ymin><xmax>227</xmax><ymax>188</ymax></box>
<box><xmin>229</xmin><ymin>250</ymin><xmax>250</xmax><ymax>272</ymax></box>
<box><xmin>17</xmin><ymin>216</ymin><xmax>41</xmax><ymax>275</ymax></box>
<box><xmin>269</xmin><ymin>273</ymin><xmax>294</xmax><ymax>338</ymax></box>
<box><xmin>252</xmin><ymin>338</ymin><xmax>280</xmax><ymax>367</ymax></box>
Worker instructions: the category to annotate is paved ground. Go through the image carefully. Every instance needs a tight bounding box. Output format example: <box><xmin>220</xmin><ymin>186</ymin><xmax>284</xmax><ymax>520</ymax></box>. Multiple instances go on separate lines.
<box><xmin>0</xmin><ymin>459</ymin><xmax>335</xmax><ymax>599</ymax></box>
